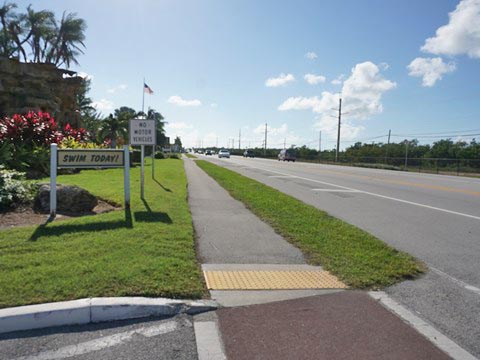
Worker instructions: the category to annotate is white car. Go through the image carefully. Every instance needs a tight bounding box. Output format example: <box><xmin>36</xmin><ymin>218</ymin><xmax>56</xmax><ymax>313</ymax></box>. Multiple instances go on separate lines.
<box><xmin>218</xmin><ymin>149</ymin><xmax>230</xmax><ymax>158</ymax></box>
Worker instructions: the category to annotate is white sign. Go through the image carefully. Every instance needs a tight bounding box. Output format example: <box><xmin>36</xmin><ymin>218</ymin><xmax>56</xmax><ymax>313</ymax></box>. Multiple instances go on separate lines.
<box><xmin>57</xmin><ymin>149</ymin><xmax>124</xmax><ymax>168</ymax></box>
<box><xmin>49</xmin><ymin>144</ymin><xmax>130</xmax><ymax>218</ymax></box>
<box><xmin>129</xmin><ymin>119</ymin><xmax>156</xmax><ymax>145</ymax></box>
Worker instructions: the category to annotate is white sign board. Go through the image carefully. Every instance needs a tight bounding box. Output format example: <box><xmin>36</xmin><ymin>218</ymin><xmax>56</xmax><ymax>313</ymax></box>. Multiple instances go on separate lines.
<box><xmin>49</xmin><ymin>145</ymin><xmax>130</xmax><ymax>218</ymax></box>
<box><xmin>57</xmin><ymin>149</ymin><xmax>124</xmax><ymax>168</ymax></box>
<box><xmin>129</xmin><ymin>119</ymin><xmax>156</xmax><ymax>145</ymax></box>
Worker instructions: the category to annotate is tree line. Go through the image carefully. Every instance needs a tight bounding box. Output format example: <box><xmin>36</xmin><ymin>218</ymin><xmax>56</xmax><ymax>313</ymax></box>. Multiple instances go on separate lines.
<box><xmin>228</xmin><ymin>138</ymin><xmax>480</xmax><ymax>162</ymax></box>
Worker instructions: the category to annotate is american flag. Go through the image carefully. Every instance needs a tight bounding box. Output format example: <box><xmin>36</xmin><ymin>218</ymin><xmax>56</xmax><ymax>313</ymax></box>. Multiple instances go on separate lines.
<box><xmin>144</xmin><ymin>83</ymin><xmax>154</xmax><ymax>94</ymax></box>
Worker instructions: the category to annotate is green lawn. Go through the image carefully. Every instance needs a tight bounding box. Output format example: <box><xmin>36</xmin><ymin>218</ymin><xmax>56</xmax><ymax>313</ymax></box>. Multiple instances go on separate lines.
<box><xmin>196</xmin><ymin>160</ymin><xmax>424</xmax><ymax>289</ymax></box>
<box><xmin>0</xmin><ymin>158</ymin><xmax>205</xmax><ymax>308</ymax></box>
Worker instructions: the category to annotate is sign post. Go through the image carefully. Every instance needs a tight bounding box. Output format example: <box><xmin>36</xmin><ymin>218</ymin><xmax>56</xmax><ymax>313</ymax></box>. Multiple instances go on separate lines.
<box><xmin>129</xmin><ymin>119</ymin><xmax>156</xmax><ymax>199</ymax></box>
<box><xmin>49</xmin><ymin>146</ymin><xmax>130</xmax><ymax>218</ymax></box>
<box><xmin>123</xmin><ymin>145</ymin><xmax>130</xmax><ymax>208</ymax></box>
<box><xmin>141</xmin><ymin>145</ymin><xmax>145</xmax><ymax>198</ymax></box>
<box><xmin>152</xmin><ymin>145</ymin><xmax>155</xmax><ymax>179</ymax></box>
<box><xmin>50</xmin><ymin>143</ymin><xmax>57</xmax><ymax>218</ymax></box>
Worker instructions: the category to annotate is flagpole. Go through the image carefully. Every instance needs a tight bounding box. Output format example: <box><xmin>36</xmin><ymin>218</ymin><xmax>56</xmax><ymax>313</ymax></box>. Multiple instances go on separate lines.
<box><xmin>141</xmin><ymin>78</ymin><xmax>145</xmax><ymax>196</ymax></box>
<box><xmin>142</xmin><ymin>77</ymin><xmax>145</xmax><ymax>114</ymax></box>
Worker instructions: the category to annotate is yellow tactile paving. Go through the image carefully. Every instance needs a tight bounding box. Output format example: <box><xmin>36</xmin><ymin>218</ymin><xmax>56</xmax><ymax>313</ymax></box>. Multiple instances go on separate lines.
<box><xmin>203</xmin><ymin>270</ymin><xmax>347</xmax><ymax>290</ymax></box>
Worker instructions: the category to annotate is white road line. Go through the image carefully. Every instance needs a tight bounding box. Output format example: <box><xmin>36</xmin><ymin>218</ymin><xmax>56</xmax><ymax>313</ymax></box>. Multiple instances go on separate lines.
<box><xmin>429</xmin><ymin>266</ymin><xmax>480</xmax><ymax>296</ymax></box>
<box><xmin>268</xmin><ymin>175</ymin><xmax>294</xmax><ymax>178</ymax></box>
<box><xmin>194</xmin><ymin>320</ymin><xmax>226</xmax><ymax>360</ymax></box>
<box><xmin>225</xmin><ymin>160</ymin><xmax>480</xmax><ymax>221</ymax></box>
<box><xmin>311</xmin><ymin>189</ymin><xmax>361</xmax><ymax>192</ymax></box>
<box><xmin>369</xmin><ymin>291</ymin><xmax>477</xmax><ymax>360</ymax></box>
<box><xmin>12</xmin><ymin>320</ymin><xmax>181</xmax><ymax>360</ymax></box>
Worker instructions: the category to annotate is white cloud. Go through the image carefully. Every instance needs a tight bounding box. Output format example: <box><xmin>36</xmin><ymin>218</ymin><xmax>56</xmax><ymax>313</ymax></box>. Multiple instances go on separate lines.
<box><xmin>305</xmin><ymin>52</ymin><xmax>317</xmax><ymax>60</ymax></box>
<box><xmin>379</xmin><ymin>62</ymin><xmax>390</xmax><ymax>70</ymax></box>
<box><xmin>278</xmin><ymin>95</ymin><xmax>326</xmax><ymax>112</ymax></box>
<box><xmin>304</xmin><ymin>73</ymin><xmax>326</xmax><ymax>85</ymax></box>
<box><xmin>107</xmin><ymin>84</ymin><xmax>128</xmax><ymax>94</ymax></box>
<box><xmin>407</xmin><ymin>57</ymin><xmax>456</xmax><ymax>86</ymax></box>
<box><xmin>77</xmin><ymin>72</ymin><xmax>93</xmax><ymax>80</ymax></box>
<box><xmin>278</xmin><ymin>61</ymin><xmax>396</xmax><ymax>140</ymax></box>
<box><xmin>252</xmin><ymin>123</ymin><xmax>300</xmax><ymax>148</ymax></box>
<box><xmin>166</xmin><ymin>122</ymin><xmax>194</xmax><ymax>130</ymax></box>
<box><xmin>331</xmin><ymin>74</ymin><xmax>344</xmax><ymax>85</ymax></box>
<box><xmin>63</xmin><ymin>71</ymin><xmax>93</xmax><ymax>81</ymax></box>
<box><xmin>421</xmin><ymin>0</ymin><xmax>480</xmax><ymax>58</ymax></box>
<box><xmin>167</xmin><ymin>95</ymin><xmax>202</xmax><ymax>107</ymax></box>
<box><xmin>254</xmin><ymin>123</ymin><xmax>288</xmax><ymax>136</ymax></box>
<box><xmin>265</xmin><ymin>73</ymin><xmax>295</xmax><ymax>87</ymax></box>
<box><xmin>92</xmin><ymin>99</ymin><xmax>114</xmax><ymax>112</ymax></box>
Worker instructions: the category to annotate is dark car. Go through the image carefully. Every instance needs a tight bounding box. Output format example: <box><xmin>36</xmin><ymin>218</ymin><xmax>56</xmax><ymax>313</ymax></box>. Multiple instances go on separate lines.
<box><xmin>278</xmin><ymin>149</ymin><xmax>296</xmax><ymax>162</ymax></box>
<box><xmin>243</xmin><ymin>149</ymin><xmax>255</xmax><ymax>158</ymax></box>
<box><xmin>205</xmin><ymin>150</ymin><xmax>212</xmax><ymax>156</ymax></box>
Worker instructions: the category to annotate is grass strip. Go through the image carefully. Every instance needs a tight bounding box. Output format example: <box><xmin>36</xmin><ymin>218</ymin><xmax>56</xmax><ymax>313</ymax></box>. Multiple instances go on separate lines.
<box><xmin>0</xmin><ymin>158</ymin><xmax>205</xmax><ymax>308</ymax></box>
<box><xmin>185</xmin><ymin>153</ymin><xmax>197</xmax><ymax>159</ymax></box>
<box><xmin>196</xmin><ymin>160</ymin><xmax>424</xmax><ymax>288</ymax></box>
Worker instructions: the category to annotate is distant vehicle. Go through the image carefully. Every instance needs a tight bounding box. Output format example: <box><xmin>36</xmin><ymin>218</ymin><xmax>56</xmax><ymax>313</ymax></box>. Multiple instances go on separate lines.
<box><xmin>198</xmin><ymin>149</ymin><xmax>204</xmax><ymax>154</ymax></box>
<box><xmin>205</xmin><ymin>150</ymin><xmax>212</xmax><ymax>156</ymax></box>
<box><xmin>218</xmin><ymin>149</ymin><xmax>230</xmax><ymax>158</ymax></box>
<box><xmin>243</xmin><ymin>149</ymin><xmax>255</xmax><ymax>158</ymax></box>
<box><xmin>278</xmin><ymin>149</ymin><xmax>296</xmax><ymax>162</ymax></box>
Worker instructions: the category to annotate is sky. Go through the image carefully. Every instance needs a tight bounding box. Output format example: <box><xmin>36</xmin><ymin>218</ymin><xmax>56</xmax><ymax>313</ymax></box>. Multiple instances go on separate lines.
<box><xmin>16</xmin><ymin>0</ymin><xmax>480</xmax><ymax>149</ymax></box>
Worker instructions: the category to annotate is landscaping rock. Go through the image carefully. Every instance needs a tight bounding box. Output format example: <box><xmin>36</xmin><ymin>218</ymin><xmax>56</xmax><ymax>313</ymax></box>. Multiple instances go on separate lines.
<box><xmin>0</xmin><ymin>57</ymin><xmax>83</xmax><ymax>126</ymax></box>
<box><xmin>35</xmin><ymin>184</ymin><xmax>98</xmax><ymax>214</ymax></box>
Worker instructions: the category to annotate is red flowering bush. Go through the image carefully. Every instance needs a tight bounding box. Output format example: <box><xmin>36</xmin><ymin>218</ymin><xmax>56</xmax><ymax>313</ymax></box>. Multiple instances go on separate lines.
<box><xmin>0</xmin><ymin>111</ymin><xmax>90</xmax><ymax>177</ymax></box>
<box><xmin>0</xmin><ymin>111</ymin><xmax>88</xmax><ymax>146</ymax></box>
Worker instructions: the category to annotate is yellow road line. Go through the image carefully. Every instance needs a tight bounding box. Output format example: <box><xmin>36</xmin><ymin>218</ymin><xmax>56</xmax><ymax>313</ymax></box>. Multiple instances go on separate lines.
<box><xmin>313</xmin><ymin>168</ymin><xmax>480</xmax><ymax>196</ymax></box>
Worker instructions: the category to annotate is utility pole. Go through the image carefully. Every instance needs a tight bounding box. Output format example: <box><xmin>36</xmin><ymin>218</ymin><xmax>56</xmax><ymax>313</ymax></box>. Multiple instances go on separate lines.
<box><xmin>264</xmin><ymin>123</ymin><xmax>267</xmax><ymax>156</ymax></box>
<box><xmin>216</xmin><ymin>137</ymin><xmax>218</xmax><ymax>148</ymax></box>
<box><xmin>239</xmin><ymin>129</ymin><xmax>241</xmax><ymax>149</ymax></box>
<box><xmin>404</xmin><ymin>140</ymin><xmax>409</xmax><ymax>170</ymax></box>
<box><xmin>284</xmin><ymin>137</ymin><xmax>286</xmax><ymax>149</ymax></box>
<box><xmin>385</xmin><ymin>129</ymin><xmax>391</xmax><ymax>164</ymax></box>
<box><xmin>318</xmin><ymin>131</ymin><xmax>322</xmax><ymax>152</ymax></box>
<box><xmin>336</xmin><ymin>97</ymin><xmax>342</xmax><ymax>162</ymax></box>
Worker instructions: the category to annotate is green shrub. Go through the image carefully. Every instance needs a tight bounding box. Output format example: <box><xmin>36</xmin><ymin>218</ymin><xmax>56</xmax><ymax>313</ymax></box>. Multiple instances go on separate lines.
<box><xmin>166</xmin><ymin>153</ymin><xmax>180</xmax><ymax>159</ymax></box>
<box><xmin>0</xmin><ymin>167</ymin><xmax>35</xmax><ymax>211</ymax></box>
<box><xmin>154</xmin><ymin>151</ymin><xmax>165</xmax><ymax>159</ymax></box>
<box><xmin>131</xmin><ymin>149</ymin><xmax>141</xmax><ymax>163</ymax></box>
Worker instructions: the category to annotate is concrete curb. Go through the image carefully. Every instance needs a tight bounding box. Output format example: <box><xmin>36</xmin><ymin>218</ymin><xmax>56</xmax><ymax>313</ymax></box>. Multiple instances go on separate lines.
<box><xmin>0</xmin><ymin>297</ymin><xmax>218</xmax><ymax>334</ymax></box>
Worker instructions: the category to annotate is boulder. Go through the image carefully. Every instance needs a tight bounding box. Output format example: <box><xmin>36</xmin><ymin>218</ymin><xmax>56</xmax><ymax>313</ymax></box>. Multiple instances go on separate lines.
<box><xmin>35</xmin><ymin>184</ymin><xmax>98</xmax><ymax>214</ymax></box>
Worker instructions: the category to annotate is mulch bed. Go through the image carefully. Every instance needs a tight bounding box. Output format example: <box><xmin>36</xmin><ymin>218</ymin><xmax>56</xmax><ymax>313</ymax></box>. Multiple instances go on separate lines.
<box><xmin>0</xmin><ymin>200</ymin><xmax>120</xmax><ymax>230</ymax></box>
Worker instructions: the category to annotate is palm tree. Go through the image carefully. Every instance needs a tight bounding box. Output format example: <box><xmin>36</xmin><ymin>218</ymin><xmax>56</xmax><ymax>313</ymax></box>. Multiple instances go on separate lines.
<box><xmin>45</xmin><ymin>11</ymin><xmax>86</xmax><ymax>68</ymax></box>
<box><xmin>145</xmin><ymin>108</ymin><xmax>167</xmax><ymax>147</ymax></box>
<box><xmin>0</xmin><ymin>5</ymin><xmax>86</xmax><ymax>68</ymax></box>
<box><xmin>98</xmin><ymin>114</ymin><xmax>128</xmax><ymax>148</ymax></box>
<box><xmin>22</xmin><ymin>5</ymin><xmax>55</xmax><ymax>63</ymax></box>
<box><xmin>0</xmin><ymin>2</ymin><xmax>19</xmax><ymax>58</ymax></box>
<box><xmin>115</xmin><ymin>106</ymin><xmax>137</xmax><ymax>122</ymax></box>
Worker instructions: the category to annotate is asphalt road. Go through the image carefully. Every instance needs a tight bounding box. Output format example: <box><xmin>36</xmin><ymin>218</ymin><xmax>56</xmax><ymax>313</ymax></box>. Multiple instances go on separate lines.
<box><xmin>0</xmin><ymin>315</ymin><xmax>197</xmax><ymax>360</ymax></box>
<box><xmin>201</xmin><ymin>154</ymin><xmax>480</xmax><ymax>358</ymax></box>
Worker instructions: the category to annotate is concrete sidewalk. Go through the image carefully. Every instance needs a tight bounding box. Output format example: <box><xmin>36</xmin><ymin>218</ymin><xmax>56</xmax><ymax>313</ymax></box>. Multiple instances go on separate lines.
<box><xmin>184</xmin><ymin>157</ymin><xmax>467</xmax><ymax>359</ymax></box>
<box><xmin>184</xmin><ymin>156</ymin><xmax>305</xmax><ymax>264</ymax></box>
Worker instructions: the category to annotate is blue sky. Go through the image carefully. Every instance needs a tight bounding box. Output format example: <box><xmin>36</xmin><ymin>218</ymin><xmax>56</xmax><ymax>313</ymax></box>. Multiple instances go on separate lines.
<box><xmin>17</xmin><ymin>0</ymin><xmax>480</xmax><ymax>148</ymax></box>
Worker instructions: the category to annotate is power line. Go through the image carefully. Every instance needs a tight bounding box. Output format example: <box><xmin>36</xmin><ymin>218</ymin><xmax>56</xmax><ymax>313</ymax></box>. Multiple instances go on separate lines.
<box><xmin>391</xmin><ymin>133</ymin><xmax>480</xmax><ymax>139</ymax></box>
<box><xmin>392</xmin><ymin>129</ymin><xmax>480</xmax><ymax>137</ymax></box>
